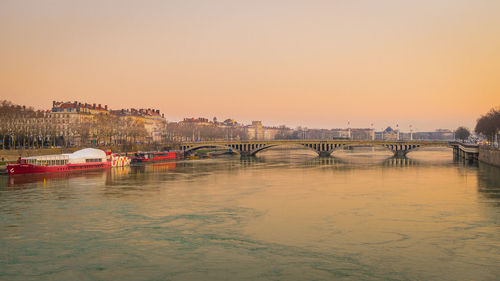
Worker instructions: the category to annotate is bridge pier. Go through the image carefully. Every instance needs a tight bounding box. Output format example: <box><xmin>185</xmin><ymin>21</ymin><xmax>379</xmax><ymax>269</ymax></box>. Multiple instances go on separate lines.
<box><xmin>318</xmin><ymin>151</ymin><xmax>332</xmax><ymax>157</ymax></box>
<box><xmin>239</xmin><ymin>151</ymin><xmax>253</xmax><ymax>157</ymax></box>
<box><xmin>393</xmin><ymin>150</ymin><xmax>408</xmax><ymax>158</ymax></box>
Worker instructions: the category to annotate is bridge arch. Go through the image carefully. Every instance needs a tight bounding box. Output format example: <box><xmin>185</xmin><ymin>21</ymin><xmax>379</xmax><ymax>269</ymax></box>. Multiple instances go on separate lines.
<box><xmin>248</xmin><ymin>143</ymin><xmax>308</xmax><ymax>156</ymax></box>
<box><xmin>248</xmin><ymin>142</ymin><xmax>344</xmax><ymax>157</ymax></box>
<box><xmin>182</xmin><ymin>144</ymin><xmax>240</xmax><ymax>154</ymax></box>
<box><xmin>382</xmin><ymin>144</ymin><xmax>421</xmax><ymax>157</ymax></box>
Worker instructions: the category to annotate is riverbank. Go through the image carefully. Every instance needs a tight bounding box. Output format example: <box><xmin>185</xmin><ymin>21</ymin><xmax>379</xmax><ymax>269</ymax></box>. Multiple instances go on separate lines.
<box><xmin>479</xmin><ymin>146</ymin><xmax>500</xmax><ymax>167</ymax></box>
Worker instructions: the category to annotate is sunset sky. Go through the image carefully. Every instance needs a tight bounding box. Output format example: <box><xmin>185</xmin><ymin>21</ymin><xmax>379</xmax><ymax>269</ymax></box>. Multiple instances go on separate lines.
<box><xmin>1</xmin><ymin>0</ymin><xmax>499</xmax><ymax>131</ymax></box>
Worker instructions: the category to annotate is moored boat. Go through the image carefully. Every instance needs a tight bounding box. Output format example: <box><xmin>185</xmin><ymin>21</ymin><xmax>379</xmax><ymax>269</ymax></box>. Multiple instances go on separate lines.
<box><xmin>7</xmin><ymin>148</ymin><xmax>112</xmax><ymax>175</ymax></box>
<box><xmin>110</xmin><ymin>153</ymin><xmax>131</xmax><ymax>167</ymax></box>
<box><xmin>131</xmin><ymin>151</ymin><xmax>183</xmax><ymax>163</ymax></box>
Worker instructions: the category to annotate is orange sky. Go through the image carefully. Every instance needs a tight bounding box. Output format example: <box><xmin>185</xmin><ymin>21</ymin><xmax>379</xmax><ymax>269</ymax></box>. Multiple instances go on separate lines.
<box><xmin>1</xmin><ymin>0</ymin><xmax>499</xmax><ymax>131</ymax></box>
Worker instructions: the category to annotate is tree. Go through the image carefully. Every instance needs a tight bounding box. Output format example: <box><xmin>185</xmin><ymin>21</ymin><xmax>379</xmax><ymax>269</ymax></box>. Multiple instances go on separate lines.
<box><xmin>455</xmin><ymin>126</ymin><xmax>470</xmax><ymax>141</ymax></box>
<box><xmin>76</xmin><ymin>117</ymin><xmax>92</xmax><ymax>146</ymax></box>
<box><xmin>0</xmin><ymin>100</ymin><xmax>15</xmax><ymax>149</ymax></box>
<box><xmin>475</xmin><ymin>108</ymin><xmax>500</xmax><ymax>144</ymax></box>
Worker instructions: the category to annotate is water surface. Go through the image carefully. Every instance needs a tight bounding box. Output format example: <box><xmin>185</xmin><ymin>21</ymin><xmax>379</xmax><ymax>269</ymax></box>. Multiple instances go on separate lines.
<box><xmin>1</xmin><ymin>148</ymin><xmax>499</xmax><ymax>280</ymax></box>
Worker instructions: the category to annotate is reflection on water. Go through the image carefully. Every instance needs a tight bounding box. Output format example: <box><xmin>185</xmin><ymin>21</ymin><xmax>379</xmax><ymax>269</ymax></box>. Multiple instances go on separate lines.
<box><xmin>0</xmin><ymin>150</ymin><xmax>499</xmax><ymax>281</ymax></box>
<box><xmin>5</xmin><ymin>169</ymin><xmax>109</xmax><ymax>187</ymax></box>
<box><xmin>478</xmin><ymin>163</ymin><xmax>500</xmax><ymax>201</ymax></box>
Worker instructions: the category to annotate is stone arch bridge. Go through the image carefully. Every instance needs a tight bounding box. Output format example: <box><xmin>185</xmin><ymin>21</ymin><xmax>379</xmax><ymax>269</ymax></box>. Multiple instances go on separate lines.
<box><xmin>180</xmin><ymin>140</ymin><xmax>450</xmax><ymax>157</ymax></box>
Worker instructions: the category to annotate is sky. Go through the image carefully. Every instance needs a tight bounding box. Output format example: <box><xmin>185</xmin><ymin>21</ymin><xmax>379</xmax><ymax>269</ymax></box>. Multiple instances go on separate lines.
<box><xmin>1</xmin><ymin>0</ymin><xmax>499</xmax><ymax>131</ymax></box>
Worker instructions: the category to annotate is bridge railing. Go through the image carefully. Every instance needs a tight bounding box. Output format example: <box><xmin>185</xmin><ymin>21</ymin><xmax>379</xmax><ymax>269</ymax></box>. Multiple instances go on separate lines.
<box><xmin>181</xmin><ymin>139</ymin><xmax>450</xmax><ymax>145</ymax></box>
<box><xmin>449</xmin><ymin>141</ymin><xmax>479</xmax><ymax>154</ymax></box>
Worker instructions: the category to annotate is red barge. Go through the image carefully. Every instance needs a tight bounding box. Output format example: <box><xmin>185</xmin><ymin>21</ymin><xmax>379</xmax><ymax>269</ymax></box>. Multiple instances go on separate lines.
<box><xmin>131</xmin><ymin>151</ymin><xmax>183</xmax><ymax>163</ymax></box>
<box><xmin>7</xmin><ymin>148</ymin><xmax>113</xmax><ymax>176</ymax></box>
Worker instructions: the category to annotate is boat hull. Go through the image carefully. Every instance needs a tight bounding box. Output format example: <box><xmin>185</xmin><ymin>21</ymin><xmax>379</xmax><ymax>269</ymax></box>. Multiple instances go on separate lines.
<box><xmin>7</xmin><ymin>162</ymin><xmax>110</xmax><ymax>175</ymax></box>
<box><xmin>131</xmin><ymin>152</ymin><xmax>182</xmax><ymax>163</ymax></box>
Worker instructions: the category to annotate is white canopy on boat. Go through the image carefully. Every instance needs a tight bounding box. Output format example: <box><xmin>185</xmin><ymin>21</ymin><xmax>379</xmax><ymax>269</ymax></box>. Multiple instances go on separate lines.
<box><xmin>68</xmin><ymin>148</ymin><xmax>107</xmax><ymax>164</ymax></box>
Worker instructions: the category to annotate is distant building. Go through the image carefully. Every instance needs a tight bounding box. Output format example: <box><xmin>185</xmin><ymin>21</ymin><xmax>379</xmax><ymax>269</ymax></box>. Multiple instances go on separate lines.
<box><xmin>112</xmin><ymin>108</ymin><xmax>167</xmax><ymax>143</ymax></box>
<box><xmin>50</xmin><ymin>101</ymin><xmax>167</xmax><ymax>145</ymax></box>
<box><xmin>330</xmin><ymin>129</ymin><xmax>351</xmax><ymax>139</ymax></box>
<box><xmin>413</xmin><ymin>129</ymin><xmax>453</xmax><ymax>140</ymax></box>
<box><xmin>398</xmin><ymin>132</ymin><xmax>412</xmax><ymax>140</ymax></box>
<box><xmin>246</xmin><ymin>121</ymin><xmax>262</xmax><ymax>140</ymax></box>
<box><xmin>222</xmin><ymin>118</ymin><xmax>238</xmax><ymax>127</ymax></box>
<box><xmin>263</xmin><ymin>127</ymin><xmax>280</xmax><ymax>140</ymax></box>
<box><xmin>272</xmin><ymin>126</ymin><xmax>295</xmax><ymax>139</ymax></box>
<box><xmin>303</xmin><ymin>128</ymin><xmax>373</xmax><ymax>140</ymax></box>
<box><xmin>181</xmin><ymin>117</ymin><xmax>210</xmax><ymax>126</ymax></box>
<box><xmin>350</xmin><ymin>128</ymin><xmax>375</xmax><ymax>140</ymax></box>
<box><xmin>50</xmin><ymin>101</ymin><xmax>110</xmax><ymax>145</ymax></box>
<box><xmin>376</xmin><ymin>127</ymin><xmax>399</xmax><ymax>141</ymax></box>
<box><xmin>376</xmin><ymin>128</ymin><xmax>454</xmax><ymax>141</ymax></box>
<box><xmin>246</xmin><ymin>121</ymin><xmax>280</xmax><ymax>140</ymax></box>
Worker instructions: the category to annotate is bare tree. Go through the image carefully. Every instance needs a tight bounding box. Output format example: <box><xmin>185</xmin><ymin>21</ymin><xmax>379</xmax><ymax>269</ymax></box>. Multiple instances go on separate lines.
<box><xmin>455</xmin><ymin>127</ymin><xmax>470</xmax><ymax>141</ymax></box>
<box><xmin>475</xmin><ymin>108</ymin><xmax>500</xmax><ymax>144</ymax></box>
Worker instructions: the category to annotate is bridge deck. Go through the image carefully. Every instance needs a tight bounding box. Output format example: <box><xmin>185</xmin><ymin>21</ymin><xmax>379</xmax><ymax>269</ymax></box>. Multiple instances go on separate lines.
<box><xmin>449</xmin><ymin>142</ymin><xmax>479</xmax><ymax>154</ymax></box>
<box><xmin>181</xmin><ymin>140</ymin><xmax>450</xmax><ymax>146</ymax></box>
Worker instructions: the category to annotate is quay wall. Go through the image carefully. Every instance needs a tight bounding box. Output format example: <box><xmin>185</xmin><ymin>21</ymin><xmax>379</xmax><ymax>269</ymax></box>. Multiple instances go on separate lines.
<box><xmin>479</xmin><ymin>146</ymin><xmax>500</xmax><ymax>167</ymax></box>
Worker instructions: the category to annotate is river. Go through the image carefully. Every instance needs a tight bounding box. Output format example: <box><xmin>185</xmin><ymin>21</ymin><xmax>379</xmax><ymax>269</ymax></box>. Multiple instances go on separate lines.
<box><xmin>0</xmin><ymin>147</ymin><xmax>499</xmax><ymax>280</ymax></box>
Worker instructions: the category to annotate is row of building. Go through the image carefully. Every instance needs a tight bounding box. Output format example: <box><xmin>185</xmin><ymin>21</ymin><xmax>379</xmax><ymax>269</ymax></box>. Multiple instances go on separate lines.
<box><xmin>50</xmin><ymin>101</ymin><xmax>167</xmax><ymax>145</ymax></box>
<box><xmin>173</xmin><ymin>118</ymin><xmax>454</xmax><ymax>141</ymax></box>
<box><xmin>246</xmin><ymin>122</ymin><xmax>452</xmax><ymax>141</ymax></box>
<box><xmin>41</xmin><ymin>101</ymin><xmax>456</xmax><ymax>145</ymax></box>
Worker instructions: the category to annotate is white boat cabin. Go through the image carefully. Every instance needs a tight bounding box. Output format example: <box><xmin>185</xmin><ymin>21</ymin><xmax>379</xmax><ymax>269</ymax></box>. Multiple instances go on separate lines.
<box><xmin>22</xmin><ymin>148</ymin><xmax>107</xmax><ymax>166</ymax></box>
